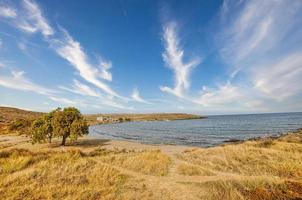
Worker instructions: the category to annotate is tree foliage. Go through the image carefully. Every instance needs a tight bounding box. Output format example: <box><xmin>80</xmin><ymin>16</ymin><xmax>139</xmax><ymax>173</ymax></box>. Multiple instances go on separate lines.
<box><xmin>31</xmin><ymin>118</ymin><xmax>46</xmax><ymax>144</ymax></box>
<box><xmin>31</xmin><ymin>107</ymin><xmax>88</xmax><ymax>145</ymax></box>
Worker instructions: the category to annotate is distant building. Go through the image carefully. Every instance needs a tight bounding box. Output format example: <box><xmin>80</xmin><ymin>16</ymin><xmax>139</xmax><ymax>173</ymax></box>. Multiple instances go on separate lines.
<box><xmin>97</xmin><ymin>116</ymin><xmax>119</xmax><ymax>123</ymax></box>
<box><xmin>97</xmin><ymin>116</ymin><xmax>109</xmax><ymax>122</ymax></box>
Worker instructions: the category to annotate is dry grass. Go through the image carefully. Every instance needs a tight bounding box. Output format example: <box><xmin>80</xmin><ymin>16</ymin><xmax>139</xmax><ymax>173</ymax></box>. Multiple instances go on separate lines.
<box><xmin>175</xmin><ymin>130</ymin><xmax>302</xmax><ymax>199</ymax></box>
<box><xmin>178</xmin><ymin>139</ymin><xmax>302</xmax><ymax>178</ymax></box>
<box><xmin>177</xmin><ymin>163</ymin><xmax>215</xmax><ymax>176</ymax></box>
<box><xmin>0</xmin><ymin>148</ymin><xmax>130</xmax><ymax>200</ymax></box>
<box><xmin>0</xmin><ymin>147</ymin><xmax>173</xmax><ymax>199</ymax></box>
<box><xmin>185</xmin><ymin>178</ymin><xmax>302</xmax><ymax>200</ymax></box>
<box><xmin>99</xmin><ymin>149</ymin><xmax>172</xmax><ymax>176</ymax></box>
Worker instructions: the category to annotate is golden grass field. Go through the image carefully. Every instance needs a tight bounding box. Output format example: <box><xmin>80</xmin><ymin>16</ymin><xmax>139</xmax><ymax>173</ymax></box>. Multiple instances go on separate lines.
<box><xmin>0</xmin><ymin>129</ymin><xmax>302</xmax><ymax>200</ymax></box>
<box><xmin>0</xmin><ymin>106</ymin><xmax>302</xmax><ymax>199</ymax></box>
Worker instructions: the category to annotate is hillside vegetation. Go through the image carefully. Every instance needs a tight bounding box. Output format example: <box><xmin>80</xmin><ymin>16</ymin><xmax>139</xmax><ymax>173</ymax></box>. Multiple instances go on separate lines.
<box><xmin>0</xmin><ymin>107</ymin><xmax>42</xmax><ymax>135</ymax></box>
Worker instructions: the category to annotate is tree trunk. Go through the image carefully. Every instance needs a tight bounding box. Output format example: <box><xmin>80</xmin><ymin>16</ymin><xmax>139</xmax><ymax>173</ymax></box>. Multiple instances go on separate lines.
<box><xmin>61</xmin><ymin>135</ymin><xmax>67</xmax><ymax>146</ymax></box>
<box><xmin>48</xmin><ymin>134</ymin><xmax>52</xmax><ymax>143</ymax></box>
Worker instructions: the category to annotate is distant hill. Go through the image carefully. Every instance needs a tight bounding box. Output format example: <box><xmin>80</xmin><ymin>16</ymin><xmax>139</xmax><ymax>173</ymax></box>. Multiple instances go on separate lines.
<box><xmin>0</xmin><ymin>107</ymin><xmax>43</xmax><ymax>134</ymax></box>
<box><xmin>0</xmin><ymin>106</ymin><xmax>204</xmax><ymax>133</ymax></box>
<box><xmin>85</xmin><ymin>113</ymin><xmax>204</xmax><ymax>125</ymax></box>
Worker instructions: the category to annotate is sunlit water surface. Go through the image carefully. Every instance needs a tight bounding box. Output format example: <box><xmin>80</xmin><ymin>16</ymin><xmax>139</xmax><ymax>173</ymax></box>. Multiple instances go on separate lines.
<box><xmin>89</xmin><ymin>112</ymin><xmax>302</xmax><ymax>147</ymax></box>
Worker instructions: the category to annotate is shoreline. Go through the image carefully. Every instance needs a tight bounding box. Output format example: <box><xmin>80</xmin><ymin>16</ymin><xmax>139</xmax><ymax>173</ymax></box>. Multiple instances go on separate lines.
<box><xmin>1</xmin><ymin>127</ymin><xmax>301</xmax><ymax>154</ymax></box>
<box><xmin>88</xmin><ymin>123</ymin><xmax>302</xmax><ymax>148</ymax></box>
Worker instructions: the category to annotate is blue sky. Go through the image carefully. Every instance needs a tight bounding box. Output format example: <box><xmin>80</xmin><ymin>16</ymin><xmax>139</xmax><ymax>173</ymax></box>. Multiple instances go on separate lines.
<box><xmin>0</xmin><ymin>0</ymin><xmax>302</xmax><ymax>114</ymax></box>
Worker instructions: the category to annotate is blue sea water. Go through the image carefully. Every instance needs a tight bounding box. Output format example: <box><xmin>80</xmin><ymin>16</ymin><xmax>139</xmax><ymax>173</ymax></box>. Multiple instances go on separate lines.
<box><xmin>89</xmin><ymin>112</ymin><xmax>302</xmax><ymax>147</ymax></box>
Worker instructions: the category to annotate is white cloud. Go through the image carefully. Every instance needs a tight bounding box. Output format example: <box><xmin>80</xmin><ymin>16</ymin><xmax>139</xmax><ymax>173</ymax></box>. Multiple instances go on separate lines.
<box><xmin>131</xmin><ymin>88</ymin><xmax>150</xmax><ymax>104</ymax></box>
<box><xmin>195</xmin><ymin>83</ymin><xmax>243</xmax><ymax>107</ymax></box>
<box><xmin>0</xmin><ymin>6</ymin><xmax>17</xmax><ymax>18</ymax></box>
<box><xmin>54</xmin><ymin>30</ymin><xmax>120</xmax><ymax>98</ymax></box>
<box><xmin>212</xmin><ymin>0</ymin><xmax>302</xmax><ymax>111</ymax></box>
<box><xmin>98</xmin><ymin>59</ymin><xmax>112</xmax><ymax>81</ymax></box>
<box><xmin>253</xmin><ymin>52</ymin><xmax>302</xmax><ymax>100</ymax></box>
<box><xmin>48</xmin><ymin>96</ymin><xmax>76</xmax><ymax>105</ymax></box>
<box><xmin>0</xmin><ymin>62</ymin><xmax>5</xmax><ymax>68</ymax></box>
<box><xmin>59</xmin><ymin>79</ymin><xmax>130</xmax><ymax>109</ymax></box>
<box><xmin>219</xmin><ymin>0</ymin><xmax>302</xmax><ymax>76</ymax></box>
<box><xmin>160</xmin><ymin>22</ymin><xmax>200</xmax><ymax>98</ymax></box>
<box><xmin>0</xmin><ymin>70</ymin><xmax>54</xmax><ymax>95</ymax></box>
<box><xmin>102</xmin><ymin>99</ymin><xmax>130</xmax><ymax>110</ymax></box>
<box><xmin>59</xmin><ymin>79</ymin><xmax>101</xmax><ymax>98</ymax></box>
<box><xmin>17</xmin><ymin>0</ymin><xmax>54</xmax><ymax>37</ymax></box>
<box><xmin>0</xmin><ymin>1</ymin><xmax>53</xmax><ymax>37</ymax></box>
<box><xmin>0</xmin><ymin>0</ymin><xmax>134</xmax><ymax>112</ymax></box>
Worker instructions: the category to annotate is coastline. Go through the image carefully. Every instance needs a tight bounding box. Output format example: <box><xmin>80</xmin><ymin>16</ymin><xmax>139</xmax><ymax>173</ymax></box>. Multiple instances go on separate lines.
<box><xmin>1</xmin><ymin>126</ymin><xmax>301</xmax><ymax>153</ymax></box>
<box><xmin>1</xmin><ymin>128</ymin><xmax>302</xmax><ymax>199</ymax></box>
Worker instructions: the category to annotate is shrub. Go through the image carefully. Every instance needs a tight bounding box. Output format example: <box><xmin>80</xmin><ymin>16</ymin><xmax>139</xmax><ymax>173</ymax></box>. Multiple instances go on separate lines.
<box><xmin>8</xmin><ymin>118</ymin><xmax>32</xmax><ymax>135</ymax></box>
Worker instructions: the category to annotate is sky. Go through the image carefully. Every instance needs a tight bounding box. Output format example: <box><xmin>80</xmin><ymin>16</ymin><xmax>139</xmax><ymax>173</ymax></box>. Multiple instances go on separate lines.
<box><xmin>0</xmin><ymin>0</ymin><xmax>302</xmax><ymax>114</ymax></box>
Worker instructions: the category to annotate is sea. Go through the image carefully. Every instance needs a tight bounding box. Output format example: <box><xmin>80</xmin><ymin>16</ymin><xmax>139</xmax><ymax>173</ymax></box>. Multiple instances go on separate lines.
<box><xmin>89</xmin><ymin>112</ymin><xmax>302</xmax><ymax>147</ymax></box>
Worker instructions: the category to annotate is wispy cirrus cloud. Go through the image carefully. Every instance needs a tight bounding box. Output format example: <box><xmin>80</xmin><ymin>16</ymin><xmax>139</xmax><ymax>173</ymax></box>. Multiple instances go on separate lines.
<box><xmin>53</xmin><ymin>29</ymin><xmax>120</xmax><ymax>98</ymax></box>
<box><xmin>59</xmin><ymin>79</ymin><xmax>130</xmax><ymax>109</ymax></box>
<box><xmin>0</xmin><ymin>6</ymin><xmax>16</xmax><ymax>18</ymax></box>
<box><xmin>0</xmin><ymin>0</ymin><xmax>54</xmax><ymax>37</ymax></box>
<box><xmin>198</xmin><ymin>0</ymin><xmax>302</xmax><ymax>111</ymax></box>
<box><xmin>0</xmin><ymin>0</ymin><xmax>130</xmax><ymax>111</ymax></box>
<box><xmin>98</xmin><ymin>59</ymin><xmax>112</xmax><ymax>81</ymax></box>
<box><xmin>131</xmin><ymin>88</ymin><xmax>150</xmax><ymax>104</ymax></box>
<box><xmin>194</xmin><ymin>83</ymin><xmax>244</xmax><ymax>107</ymax></box>
<box><xmin>59</xmin><ymin>79</ymin><xmax>101</xmax><ymax>98</ymax></box>
<box><xmin>0</xmin><ymin>66</ymin><xmax>125</xmax><ymax>110</ymax></box>
<box><xmin>48</xmin><ymin>96</ymin><xmax>76</xmax><ymax>105</ymax></box>
<box><xmin>0</xmin><ymin>62</ymin><xmax>5</xmax><ymax>68</ymax></box>
<box><xmin>218</xmin><ymin>0</ymin><xmax>302</xmax><ymax>74</ymax></box>
<box><xmin>17</xmin><ymin>0</ymin><xmax>54</xmax><ymax>37</ymax></box>
<box><xmin>0</xmin><ymin>69</ymin><xmax>55</xmax><ymax>95</ymax></box>
<box><xmin>160</xmin><ymin>22</ymin><xmax>200</xmax><ymax>98</ymax></box>
<box><xmin>253</xmin><ymin>52</ymin><xmax>302</xmax><ymax>100</ymax></box>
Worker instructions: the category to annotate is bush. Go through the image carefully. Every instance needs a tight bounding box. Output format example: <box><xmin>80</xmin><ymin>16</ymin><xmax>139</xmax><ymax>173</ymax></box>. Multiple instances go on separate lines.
<box><xmin>8</xmin><ymin>118</ymin><xmax>32</xmax><ymax>135</ymax></box>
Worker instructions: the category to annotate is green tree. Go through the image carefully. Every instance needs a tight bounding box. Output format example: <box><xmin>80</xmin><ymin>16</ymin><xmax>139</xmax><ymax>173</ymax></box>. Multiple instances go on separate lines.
<box><xmin>70</xmin><ymin>119</ymin><xmax>89</xmax><ymax>142</ymax></box>
<box><xmin>41</xmin><ymin>110</ymin><xmax>56</xmax><ymax>143</ymax></box>
<box><xmin>31</xmin><ymin>109</ymin><xmax>58</xmax><ymax>144</ymax></box>
<box><xmin>31</xmin><ymin>118</ymin><xmax>46</xmax><ymax>144</ymax></box>
<box><xmin>52</xmin><ymin>107</ymin><xmax>88</xmax><ymax>145</ymax></box>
